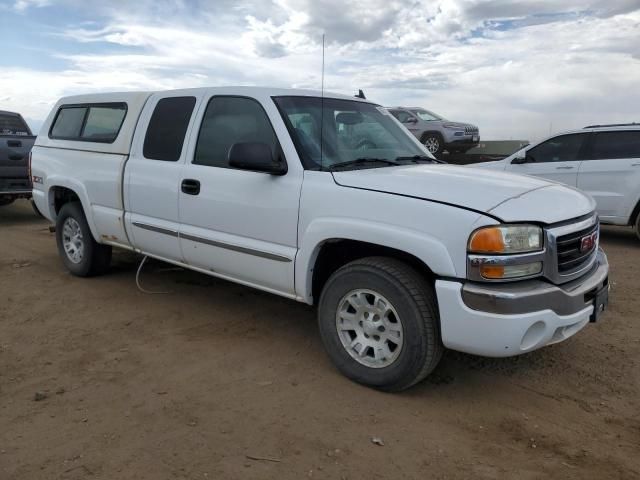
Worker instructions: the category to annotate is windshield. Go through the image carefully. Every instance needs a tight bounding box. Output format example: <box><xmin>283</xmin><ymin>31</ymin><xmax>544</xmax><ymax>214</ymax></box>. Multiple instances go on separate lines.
<box><xmin>274</xmin><ymin>96</ymin><xmax>433</xmax><ymax>170</ymax></box>
<box><xmin>0</xmin><ymin>113</ymin><xmax>31</xmax><ymax>136</ymax></box>
<box><xmin>411</xmin><ymin>109</ymin><xmax>444</xmax><ymax>122</ymax></box>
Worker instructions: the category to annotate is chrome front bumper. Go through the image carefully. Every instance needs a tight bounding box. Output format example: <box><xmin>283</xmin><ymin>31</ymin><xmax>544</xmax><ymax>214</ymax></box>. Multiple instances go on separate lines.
<box><xmin>462</xmin><ymin>249</ymin><xmax>609</xmax><ymax>316</ymax></box>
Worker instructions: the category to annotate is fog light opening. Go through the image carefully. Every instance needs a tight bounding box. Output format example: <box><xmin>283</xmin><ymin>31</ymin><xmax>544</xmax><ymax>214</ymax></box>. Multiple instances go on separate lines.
<box><xmin>521</xmin><ymin>321</ymin><xmax>546</xmax><ymax>350</ymax></box>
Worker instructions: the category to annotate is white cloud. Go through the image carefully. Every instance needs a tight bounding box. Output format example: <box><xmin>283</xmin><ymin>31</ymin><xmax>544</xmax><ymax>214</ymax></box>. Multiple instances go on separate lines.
<box><xmin>3</xmin><ymin>0</ymin><xmax>640</xmax><ymax>141</ymax></box>
<box><xmin>12</xmin><ymin>0</ymin><xmax>50</xmax><ymax>11</ymax></box>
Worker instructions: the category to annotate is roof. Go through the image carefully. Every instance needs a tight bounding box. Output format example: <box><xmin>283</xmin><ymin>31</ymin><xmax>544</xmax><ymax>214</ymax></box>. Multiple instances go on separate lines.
<box><xmin>584</xmin><ymin>122</ymin><xmax>639</xmax><ymax>129</ymax></box>
<box><xmin>56</xmin><ymin>86</ymin><xmax>371</xmax><ymax>106</ymax></box>
<box><xmin>35</xmin><ymin>86</ymin><xmax>376</xmax><ymax>155</ymax></box>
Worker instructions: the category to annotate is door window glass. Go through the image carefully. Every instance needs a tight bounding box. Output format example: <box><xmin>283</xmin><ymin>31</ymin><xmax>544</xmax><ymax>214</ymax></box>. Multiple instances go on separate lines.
<box><xmin>589</xmin><ymin>131</ymin><xmax>640</xmax><ymax>160</ymax></box>
<box><xmin>390</xmin><ymin>110</ymin><xmax>413</xmax><ymax>123</ymax></box>
<box><xmin>194</xmin><ymin>96</ymin><xmax>279</xmax><ymax>169</ymax></box>
<box><xmin>526</xmin><ymin>134</ymin><xmax>585</xmax><ymax>162</ymax></box>
<box><xmin>143</xmin><ymin>96</ymin><xmax>196</xmax><ymax>161</ymax></box>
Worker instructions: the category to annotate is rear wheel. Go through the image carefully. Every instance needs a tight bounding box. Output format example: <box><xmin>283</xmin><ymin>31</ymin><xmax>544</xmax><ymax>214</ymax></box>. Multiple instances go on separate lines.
<box><xmin>635</xmin><ymin>213</ymin><xmax>640</xmax><ymax>241</ymax></box>
<box><xmin>422</xmin><ymin>133</ymin><xmax>444</xmax><ymax>156</ymax></box>
<box><xmin>55</xmin><ymin>202</ymin><xmax>111</xmax><ymax>277</ymax></box>
<box><xmin>318</xmin><ymin>257</ymin><xmax>443</xmax><ymax>391</ymax></box>
<box><xmin>0</xmin><ymin>198</ymin><xmax>15</xmax><ymax>207</ymax></box>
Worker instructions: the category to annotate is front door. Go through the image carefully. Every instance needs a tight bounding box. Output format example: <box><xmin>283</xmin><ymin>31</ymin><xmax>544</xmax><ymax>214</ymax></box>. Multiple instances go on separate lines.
<box><xmin>506</xmin><ymin>133</ymin><xmax>588</xmax><ymax>186</ymax></box>
<box><xmin>178</xmin><ymin>95</ymin><xmax>302</xmax><ymax>296</ymax></box>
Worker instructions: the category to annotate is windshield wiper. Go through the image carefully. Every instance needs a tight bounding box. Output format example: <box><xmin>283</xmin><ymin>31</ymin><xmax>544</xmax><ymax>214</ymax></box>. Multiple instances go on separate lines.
<box><xmin>328</xmin><ymin>157</ymin><xmax>400</xmax><ymax>171</ymax></box>
<box><xmin>395</xmin><ymin>155</ymin><xmax>446</xmax><ymax>164</ymax></box>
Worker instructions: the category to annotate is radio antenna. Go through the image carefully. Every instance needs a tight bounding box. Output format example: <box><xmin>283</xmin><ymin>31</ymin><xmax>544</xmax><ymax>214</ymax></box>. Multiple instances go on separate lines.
<box><xmin>321</xmin><ymin>34</ymin><xmax>325</xmax><ymax>96</ymax></box>
<box><xmin>320</xmin><ymin>33</ymin><xmax>325</xmax><ymax>169</ymax></box>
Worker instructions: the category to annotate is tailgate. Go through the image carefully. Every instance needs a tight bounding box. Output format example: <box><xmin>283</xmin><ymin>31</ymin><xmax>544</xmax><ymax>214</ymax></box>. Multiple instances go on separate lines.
<box><xmin>0</xmin><ymin>135</ymin><xmax>35</xmax><ymax>178</ymax></box>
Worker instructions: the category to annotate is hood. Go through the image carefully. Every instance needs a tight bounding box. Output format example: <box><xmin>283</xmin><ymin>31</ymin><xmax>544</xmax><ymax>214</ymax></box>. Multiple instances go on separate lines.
<box><xmin>332</xmin><ymin>164</ymin><xmax>595</xmax><ymax>224</ymax></box>
<box><xmin>441</xmin><ymin>121</ymin><xmax>475</xmax><ymax>129</ymax></box>
<box><xmin>469</xmin><ymin>159</ymin><xmax>506</xmax><ymax>170</ymax></box>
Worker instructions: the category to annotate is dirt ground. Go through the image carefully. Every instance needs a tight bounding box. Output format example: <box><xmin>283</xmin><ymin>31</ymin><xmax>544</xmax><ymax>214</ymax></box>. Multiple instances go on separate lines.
<box><xmin>1</xmin><ymin>199</ymin><xmax>639</xmax><ymax>480</ymax></box>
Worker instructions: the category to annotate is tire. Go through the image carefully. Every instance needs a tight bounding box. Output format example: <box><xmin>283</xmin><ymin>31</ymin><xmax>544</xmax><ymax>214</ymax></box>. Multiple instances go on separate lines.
<box><xmin>422</xmin><ymin>133</ymin><xmax>444</xmax><ymax>156</ymax></box>
<box><xmin>0</xmin><ymin>198</ymin><xmax>15</xmax><ymax>207</ymax></box>
<box><xmin>55</xmin><ymin>202</ymin><xmax>112</xmax><ymax>277</ymax></box>
<box><xmin>318</xmin><ymin>257</ymin><xmax>443</xmax><ymax>392</ymax></box>
<box><xmin>635</xmin><ymin>213</ymin><xmax>640</xmax><ymax>241</ymax></box>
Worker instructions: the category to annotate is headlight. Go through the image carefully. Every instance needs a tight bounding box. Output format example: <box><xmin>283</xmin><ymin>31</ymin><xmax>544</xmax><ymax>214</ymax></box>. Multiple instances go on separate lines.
<box><xmin>468</xmin><ymin>225</ymin><xmax>543</xmax><ymax>254</ymax></box>
<box><xmin>468</xmin><ymin>225</ymin><xmax>544</xmax><ymax>281</ymax></box>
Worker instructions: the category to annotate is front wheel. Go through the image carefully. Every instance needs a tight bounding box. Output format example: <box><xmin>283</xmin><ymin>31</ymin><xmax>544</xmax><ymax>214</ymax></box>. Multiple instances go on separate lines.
<box><xmin>55</xmin><ymin>202</ymin><xmax>112</xmax><ymax>277</ymax></box>
<box><xmin>318</xmin><ymin>257</ymin><xmax>443</xmax><ymax>391</ymax></box>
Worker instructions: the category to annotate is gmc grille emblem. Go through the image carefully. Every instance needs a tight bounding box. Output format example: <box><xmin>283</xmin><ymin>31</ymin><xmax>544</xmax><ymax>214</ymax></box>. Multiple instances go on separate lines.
<box><xmin>580</xmin><ymin>232</ymin><xmax>598</xmax><ymax>253</ymax></box>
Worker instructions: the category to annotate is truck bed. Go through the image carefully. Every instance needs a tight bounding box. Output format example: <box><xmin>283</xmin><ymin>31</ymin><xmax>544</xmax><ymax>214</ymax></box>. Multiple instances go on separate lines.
<box><xmin>0</xmin><ymin>134</ymin><xmax>35</xmax><ymax>194</ymax></box>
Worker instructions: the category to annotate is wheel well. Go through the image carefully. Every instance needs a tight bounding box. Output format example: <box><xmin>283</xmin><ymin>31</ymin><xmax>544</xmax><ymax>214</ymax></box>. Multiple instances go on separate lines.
<box><xmin>311</xmin><ymin>239</ymin><xmax>435</xmax><ymax>304</ymax></box>
<box><xmin>52</xmin><ymin>186</ymin><xmax>80</xmax><ymax>215</ymax></box>
<box><xmin>420</xmin><ymin>131</ymin><xmax>443</xmax><ymax>143</ymax></box>
<box><xmin>629</xmin><ymin>198</ymin><xmax>640</xmax><ymax>226</ymax></box>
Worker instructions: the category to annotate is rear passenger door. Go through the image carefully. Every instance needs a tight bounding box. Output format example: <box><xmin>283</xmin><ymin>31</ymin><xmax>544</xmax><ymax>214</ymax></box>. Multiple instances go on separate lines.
<box><xmin>506</xmin><ymin>133</ymin><xmax>587</xmax><ymax>186</ymax></box>
<box><xmin>125</xmin><ymin>93</ymin><xmax>200</xmax><ymax>261</ymax></box>
<box><xmin>578</xmin><ymin>130</ymin><xmax>640</xmax><ymax>223</ymax></box>
<box><xmin>178</xmin><ymin>95</ymin><xmax>302</xmax><ymax>297</ymax></box>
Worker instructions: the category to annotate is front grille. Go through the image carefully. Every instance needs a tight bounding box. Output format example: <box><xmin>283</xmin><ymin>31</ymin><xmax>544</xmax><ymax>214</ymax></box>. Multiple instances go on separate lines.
<box><xmin>556</xmin><ymin>222</ymin><xmax>599</xmax><ymax>273</ymax></box>
<box><xmin>464</xmin><ymin>126</ymin><xmax>478</xmax><ymax>135</ymax></box>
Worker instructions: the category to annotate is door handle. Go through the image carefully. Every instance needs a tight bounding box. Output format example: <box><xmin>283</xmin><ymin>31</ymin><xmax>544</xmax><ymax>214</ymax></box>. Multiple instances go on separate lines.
<box><xmin>632</xmin><ymin>163</ymin><xmax>640</xmax><ymax>167</ymax></box>
<box><xmin>555</xmin><ymin>166</ymin><xmax>574</xmax><ymax>170</ymax></box>
<box><xmin>181</xmin><ymin>179</ymin><xmax>200</xmax><ymax>195</ymax></box>
<box><xmin>9</xmin><ymin>154</ymin><xmax>24</xmax><ymax>161</ymax></box>
<box><xmin>7</xmin><ymin>140</ymin><xmax>22</xmax><ymax>148</ymax></box>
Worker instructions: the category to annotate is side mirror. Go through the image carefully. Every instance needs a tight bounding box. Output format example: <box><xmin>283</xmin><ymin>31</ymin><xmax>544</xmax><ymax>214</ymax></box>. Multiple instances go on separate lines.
<box><xmin>228</xmin><ymin>142</ymin><xmax>287</xmax><ymax>176</ymax></box>
<box><xmin>511</xmin><ymin>153</ymin><xmax>527</xmax><ymax>164</ymax></box>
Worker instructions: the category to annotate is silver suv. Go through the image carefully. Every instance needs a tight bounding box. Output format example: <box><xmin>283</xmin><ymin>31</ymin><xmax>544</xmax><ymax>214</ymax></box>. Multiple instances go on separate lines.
<box><xmin>387</xmin><ymin>107</ymin><xmax>480</xmax><ymax>155</ymax></box>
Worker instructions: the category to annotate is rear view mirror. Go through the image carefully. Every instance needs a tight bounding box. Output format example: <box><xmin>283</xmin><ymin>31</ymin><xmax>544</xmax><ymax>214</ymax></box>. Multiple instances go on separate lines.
<box><xmin>228</xmin><ymin>142</ymin><xmax>287</xmax><ymax>175</ymax></box>
<box><xmin>335</xmin><ymin>112</ymin><xmax>363</xmax><ymax>125</ymax></box>
<box><xmin>405</xmin><ymin>117</ymin><xmax>418</xmax><ymax>124</ymax></box>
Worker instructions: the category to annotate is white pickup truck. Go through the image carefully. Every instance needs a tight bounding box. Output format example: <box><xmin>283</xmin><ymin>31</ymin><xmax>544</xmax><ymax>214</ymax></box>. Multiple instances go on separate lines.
<box><xmin>31</xmin><ymin>87</ymin><xmax>610</xmax><ymax>391</ymax></box>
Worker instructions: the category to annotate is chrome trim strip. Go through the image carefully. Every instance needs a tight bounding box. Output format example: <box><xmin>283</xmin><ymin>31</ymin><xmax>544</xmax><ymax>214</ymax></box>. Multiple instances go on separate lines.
<box><xmin>180</xmin><ymin>232</ymin><xmax>292</xmax><ymax>263</ymax></box>
<box><xmin>462</xmin><ymin>249</ymin><xmax>609</xmax><ymax>315</ymax></box>
<box><xmin>132</xmin><ymin>221</ymin><xmax>292</xmax><ymax>263</ymax></box>
<box><xmin>467</xmin><ymin>250</ymin><xmax>546</xmax><ymax>282</ymax></box>
<box><xmin>132</xmin><ymin>221</ymin><xmax>179</xmax><ymax>238</ymax></box>
<box><xmin>545</xmin><ymin>213</ymin><xmax>599</xmax><ymax>284</ymax></box>
<box><xmin>0</xmin><ymin>190</ymin><xmax>32</xmax><ymax>195</ymax></box>
<box><xmin>548</xmin><ymin>213</ymin><xmax>598</xmax><ymax>237</ymax></box>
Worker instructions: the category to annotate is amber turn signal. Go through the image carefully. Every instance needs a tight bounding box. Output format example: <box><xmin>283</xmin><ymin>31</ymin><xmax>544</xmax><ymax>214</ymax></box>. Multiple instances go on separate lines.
<box><xmin>469</xmin><ymin>227</ymin><xmax>505</xmax><ymax>253</ymax></box>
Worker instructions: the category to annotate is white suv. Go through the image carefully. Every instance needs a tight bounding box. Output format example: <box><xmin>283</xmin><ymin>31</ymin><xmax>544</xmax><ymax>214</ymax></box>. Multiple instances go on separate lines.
<box><xmin>475</xmin><ymin>124</ymin><xmax>640</xmax><ymax>238</ymax></box>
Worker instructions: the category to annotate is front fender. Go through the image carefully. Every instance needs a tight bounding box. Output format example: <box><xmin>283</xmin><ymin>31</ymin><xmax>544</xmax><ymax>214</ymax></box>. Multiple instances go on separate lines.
<box><xmin>295</xmin><ymin>217</ymin><xmax>457</xmax><ymax>304</ymax></box>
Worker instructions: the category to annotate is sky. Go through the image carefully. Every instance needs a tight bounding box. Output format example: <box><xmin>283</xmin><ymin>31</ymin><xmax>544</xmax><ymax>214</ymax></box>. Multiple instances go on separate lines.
<box><xmin>0</xmin><ymin>0</ymin><xmax>639</xmax><ymax>141</ymax></box>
